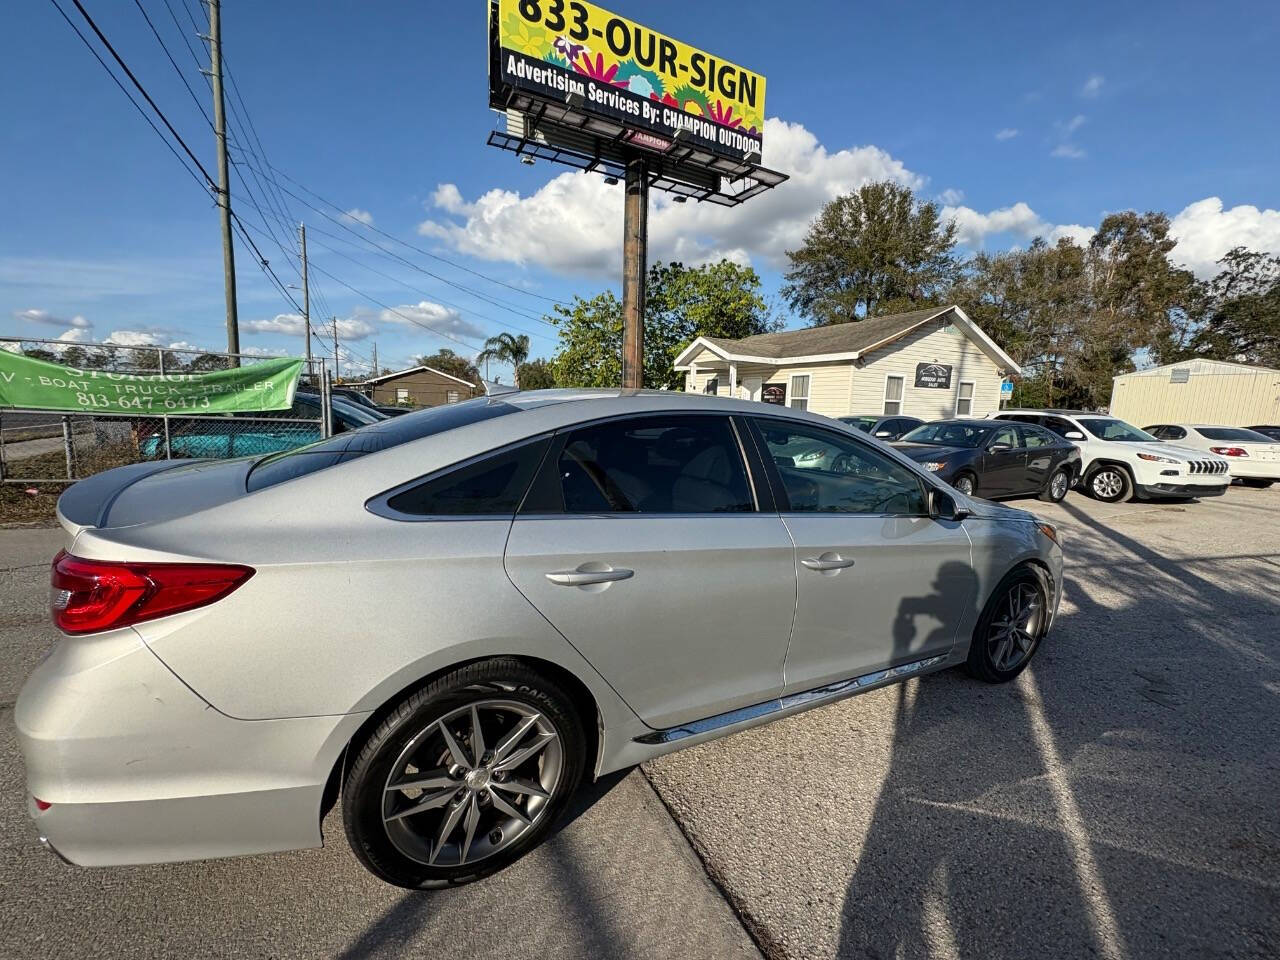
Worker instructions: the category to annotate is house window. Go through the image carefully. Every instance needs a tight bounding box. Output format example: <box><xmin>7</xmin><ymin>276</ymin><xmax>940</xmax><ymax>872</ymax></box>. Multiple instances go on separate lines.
<box><xmin>447</xmin><ymin>390</ymin><xmax>460</xmax><ymax>404</ymax></box>
<box><xmin>704</xmin><ymin>377</ymin><xmax>719</xmax><ymax>395</ymax></box>
<box><xmin>955</xmin><ymin>381</ymin><xmax>975</xmax><ymax>416</ymax></box>
<box><xmin>395</xmin><ymin>387</ymin><xmax>409</xmax><ymax>404</ymax></box>
<box><xmin>883</xmin><ymin>375</ymin><xmax>904</xmax><ymax>415</ymax></box>
<box><xmin>788</xmin><ymin>374</ymin><xmax>810</xmax><ymax>411</ymax></box>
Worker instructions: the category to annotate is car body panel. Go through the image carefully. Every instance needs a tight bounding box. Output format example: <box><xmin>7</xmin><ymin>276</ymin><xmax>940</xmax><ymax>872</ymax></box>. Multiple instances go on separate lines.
<box><xmin>18</xmin><ymin>389</ymin><xmax>1064</xmax><ymax>869</ymax></box>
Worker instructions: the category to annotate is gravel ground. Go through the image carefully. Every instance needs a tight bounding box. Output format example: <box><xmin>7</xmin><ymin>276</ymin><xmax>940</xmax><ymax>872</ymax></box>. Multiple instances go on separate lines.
<box><xmin>644</xmin><ymin>486</ymin><xmax>1280</xmax><ymax>959</ymax></box>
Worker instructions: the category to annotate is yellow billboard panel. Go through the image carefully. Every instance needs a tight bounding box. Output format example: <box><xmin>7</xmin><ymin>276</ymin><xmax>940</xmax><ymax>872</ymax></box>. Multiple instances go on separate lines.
<box><xmin>492</xmin><ymin>0</ymin><xmax>767</xmax><ymax>162</ymax></box>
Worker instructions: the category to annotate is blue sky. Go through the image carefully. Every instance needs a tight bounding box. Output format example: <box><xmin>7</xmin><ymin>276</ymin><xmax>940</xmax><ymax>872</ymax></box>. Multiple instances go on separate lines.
<box><xmin>3</xmin><ymin>0</ymin><xmax>1278</xmax><ymax>381</ymax></box>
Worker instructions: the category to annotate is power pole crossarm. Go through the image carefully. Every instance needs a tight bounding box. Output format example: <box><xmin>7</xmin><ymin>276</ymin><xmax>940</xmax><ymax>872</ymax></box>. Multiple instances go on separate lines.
<box><xmin>208</xmin><ymin>0</ymin><xmax>239</xmax><ymax>359</ymax></box>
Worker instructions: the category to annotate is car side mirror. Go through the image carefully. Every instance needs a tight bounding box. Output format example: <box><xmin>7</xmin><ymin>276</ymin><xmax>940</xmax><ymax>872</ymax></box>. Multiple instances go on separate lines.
<box><xmin>929</xmin><ymin>488</ymin><xmax>969</xmax><ymax>521</ymax></box>
<box><xmin>1064</xmin><ymin>431</ymin><xmax>1085</xmax><ymax>440</ymax></box>
<box><xmin>874</xmin><ymin>430</ymin><xmax>891</xmax><ymax>438</ymax></box>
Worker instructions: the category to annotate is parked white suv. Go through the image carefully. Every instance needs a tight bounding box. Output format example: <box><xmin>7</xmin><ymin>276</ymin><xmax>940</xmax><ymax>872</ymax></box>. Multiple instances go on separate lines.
<box><xmin>993</xmin><ymin>410</ymin><xmax>1231</xmax><ymax>502</ymax></box>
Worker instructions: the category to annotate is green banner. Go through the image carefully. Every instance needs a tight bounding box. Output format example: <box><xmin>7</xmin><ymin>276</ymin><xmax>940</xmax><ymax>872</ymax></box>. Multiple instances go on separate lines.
<box><xmin>0</xmin><ymin>351</ymin><xmax>305</xmax><ymax>414</ymax></box>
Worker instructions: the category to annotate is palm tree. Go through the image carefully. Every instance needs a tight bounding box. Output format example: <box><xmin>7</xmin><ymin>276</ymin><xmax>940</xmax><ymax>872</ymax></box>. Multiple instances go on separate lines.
<box><xmin>476</xmin><ymin>332</ymin><xmax>531</xmax><ymax>387</ymax></box>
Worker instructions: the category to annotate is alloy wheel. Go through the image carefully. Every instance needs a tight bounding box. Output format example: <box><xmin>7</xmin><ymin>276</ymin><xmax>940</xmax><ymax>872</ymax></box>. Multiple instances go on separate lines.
<box><xmin>1091</xmin><ymin>469</ymin><xmax>1124</xmax><ymax>500</ymax></box>
<box><xmin>1050</xmin><ymin>471</ymin><xmax>1069</xmax><ymax>500</ymax></box>
<box><xmin>986</xmin><ymin>581</ymin><xmax>1044</xmax><ymax>672</ymax></box>
<box><xmin>954</xmin><ymin>475</ymin><xmax>975</xmax><ymax>496</ymax></box>
<box><xmin>381</xmin><ymin>699</ymin><xmax>564</xmax><ymax>867</ymax></box>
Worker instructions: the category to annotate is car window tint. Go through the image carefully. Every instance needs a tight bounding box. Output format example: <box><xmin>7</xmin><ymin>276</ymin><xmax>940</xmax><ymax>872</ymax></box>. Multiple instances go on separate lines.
<box><xmin>1041</xmin><ymin>416</ymin><xmax>1074</xmax><ymax>437</ymax></box>
<box><xmin>1018</xmin><ymin>425</ymin><xmax>1055</xmax><ymax>448</ymax></box>
<box><xmin>248</xmin><ymin>397</ymin><xmax>520</xmax><ymax>491</ymax></box>
<box><xmin>556</xmin><ymin>416</ymin><xmax>753</xmax><ymax>514</ymax></box>
<box><xmin>1197</xmin><ymin>426</ymin><xmax>1273</xmax><ymax>442</ymax></box>
<box><xmin>990</xmin><ymin>425</ymin><xmax>1019</xmax><ymax>448</ymax></box>
<box><xmin>752</xmin><ymin>419</ymin><xmax>927</xmax><ymax>515</ymax></box>
<box><xmin>384</xmin><ymin>438</ymin><xmax>550</xmax><ymax>517</ymax></box>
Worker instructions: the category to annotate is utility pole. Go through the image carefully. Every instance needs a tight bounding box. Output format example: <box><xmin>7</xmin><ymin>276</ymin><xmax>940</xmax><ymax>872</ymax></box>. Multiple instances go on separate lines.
<box><xmin>332</xmin><ymin>317</ymin><xmax>339</xmax><ymax>381</ymax></box>
<box><xmin>371</xmin><ymin>342</ymin><xmax>378</xmax><ymax>378</ymax></box>
<box><xmin>620</xmin><ymin>156</ymin><xmax>648</xmax><ymax>390</ymax></box>
<box><xmin>207</xmin><ymin>0</ymin><xmax>239</xmax><ymax>359</ymax></box>
<box><xmin>298</xmin><ymin>223</ymin><xmax>311</xmax><ymax>364</ymax></box>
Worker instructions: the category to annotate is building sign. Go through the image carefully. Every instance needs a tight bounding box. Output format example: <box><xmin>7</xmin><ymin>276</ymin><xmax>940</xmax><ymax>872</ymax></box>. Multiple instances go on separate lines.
<box><xmin>1000</xmin><ymin>380</ymin><xmax>1014</xmax><ymax>398</ymax></box>
<box><xmin>0</xmin><ymin>351</ymin><xmax>305</xmax><ymax>414</ymax></box>
<box><xmin>914</xmin><ymin>363</ymin><xmax>953</xmax><ymax>389</ymax></box>
<box><xmin>491</xmin><ymin>0</ymin><xmax>766</xmax><ymax>163</ymax></box>
<box><xmin>761</xmin><ymin>383</ymin><xmax>786</xmax><ymax>405</ymax></box>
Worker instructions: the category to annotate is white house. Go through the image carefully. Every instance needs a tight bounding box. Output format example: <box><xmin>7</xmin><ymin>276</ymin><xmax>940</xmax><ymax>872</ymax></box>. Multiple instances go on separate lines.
<box><xmin>674</xmin><ymin>305</ymin><xmax>1020</xmax><ymax>420</ymax></box>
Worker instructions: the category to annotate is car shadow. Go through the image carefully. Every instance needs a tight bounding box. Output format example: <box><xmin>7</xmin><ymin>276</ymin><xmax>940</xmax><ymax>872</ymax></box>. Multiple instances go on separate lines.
<box><xmin>835</xmin><ymin>505</ymin><xmax>1280</xmax><ymax>959</ymax></box>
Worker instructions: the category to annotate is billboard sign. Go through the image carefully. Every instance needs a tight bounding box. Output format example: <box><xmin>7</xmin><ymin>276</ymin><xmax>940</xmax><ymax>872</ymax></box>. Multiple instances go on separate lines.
<box><xmin>491</xmin><ymin>0</ymin><xmax>766</xmax><ymax>163</ymax></box>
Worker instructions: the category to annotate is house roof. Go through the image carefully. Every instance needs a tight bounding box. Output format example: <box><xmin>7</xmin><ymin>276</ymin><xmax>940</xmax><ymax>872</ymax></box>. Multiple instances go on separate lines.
<box><xmin>357</xmin><ymin>365</ymin><xmax>477</xmax><ymax>388</ymax></box>
<box><xmin>1114</xmin><ymin>358</ymin><xmax>1280</xmax><ymax>378</ymax></box>
<box><xmin>673</xmin><ymin>305</ymin><xmax>1020</xmax><ymax>374</ymax></box>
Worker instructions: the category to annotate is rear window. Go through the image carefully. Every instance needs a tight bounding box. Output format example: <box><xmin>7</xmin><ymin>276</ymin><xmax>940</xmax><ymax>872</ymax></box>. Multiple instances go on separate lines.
<box><xmin>246</xmin><ymin>397</ymin><xmax>519</xmax><ymax>492</ymax></box>
<box><xmin>1196</xmin><ymin>427</ymin><xmax>1273</xmax><ymax>442</ymax></box>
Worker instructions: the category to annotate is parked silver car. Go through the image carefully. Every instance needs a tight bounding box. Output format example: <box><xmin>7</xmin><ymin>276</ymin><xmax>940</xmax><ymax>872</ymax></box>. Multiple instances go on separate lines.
<box><xmin>17</xmin><ymin>390</ymin><xmax>1062</xmax><ymax>888</ymax></box>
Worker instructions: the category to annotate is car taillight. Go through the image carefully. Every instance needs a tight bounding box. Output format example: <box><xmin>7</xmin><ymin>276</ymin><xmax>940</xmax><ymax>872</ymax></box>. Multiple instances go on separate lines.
<box><xmin>50</xmin><ymin>550</ymin><xmax>253</xmax><ymax>635</ymax></box>
<box><xmin>1209</xmin><ymin>446</ymin><xmax>1248</xmax><ymax>457</ymax></box>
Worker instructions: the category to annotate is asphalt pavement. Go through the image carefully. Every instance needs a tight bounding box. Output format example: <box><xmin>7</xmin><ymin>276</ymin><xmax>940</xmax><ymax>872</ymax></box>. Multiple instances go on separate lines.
<box><xmin>3</xmin><ymin>489</ymin><xmax>1278</xmax><ymax>959</ymax></box>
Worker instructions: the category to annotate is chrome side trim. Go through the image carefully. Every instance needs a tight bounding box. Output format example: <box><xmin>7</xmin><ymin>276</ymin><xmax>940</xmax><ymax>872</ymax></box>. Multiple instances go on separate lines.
<box><xmin>633</xmin><ymin>654</ymin><xmax>949</xmax><ymax>745</ymax></box>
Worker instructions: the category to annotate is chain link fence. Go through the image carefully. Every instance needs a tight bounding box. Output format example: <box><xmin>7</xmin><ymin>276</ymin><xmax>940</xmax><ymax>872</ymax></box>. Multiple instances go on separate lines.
<box><xmin>0</xmin><ymin>337</ymin><xmax>329</xmax><ymax>485</ymax></box>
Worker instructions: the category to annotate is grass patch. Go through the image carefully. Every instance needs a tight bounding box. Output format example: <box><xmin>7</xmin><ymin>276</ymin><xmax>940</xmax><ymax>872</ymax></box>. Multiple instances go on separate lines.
<box><xmin>1</xmin><ymin>445</ymin><xmax>140</xmax><ymax>526</ymax></box>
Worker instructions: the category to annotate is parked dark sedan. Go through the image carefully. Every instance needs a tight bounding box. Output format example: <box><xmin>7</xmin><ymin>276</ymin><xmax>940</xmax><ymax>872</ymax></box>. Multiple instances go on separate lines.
<box><xmin>332</xmin><ymin>387</ymin><xmax>411</xmax><ymax>417</ymax></box>
<box><xmin>893</xmin><ymin>419</ymin><xmax>1081</xmax><ymax>501</ymax></box>
<box><xmin>838</xmin><ymin>414</ymin><xmax>924</xmax><ymax>441</ymax></box>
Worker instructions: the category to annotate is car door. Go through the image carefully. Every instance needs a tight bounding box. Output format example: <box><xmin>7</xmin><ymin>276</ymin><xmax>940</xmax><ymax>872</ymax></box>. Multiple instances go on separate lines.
<box><xmin>503</xmin><ymin>413</ymin><xmax>797</xmax><ymax>730</ymax></box>
<box><xmin>747</xmin><ymin>417</ymin><xmax>973</xmax><ymax>694</ymax></box>
<box><xmin>1016</xmin><ymin>424</ymin><xmax>1059</xmax><ymax>493</ymax></box>
<box><xmin>979</xmin><ymin>423</ymin><xmax>1027</xmax><ymax>496</ymax></box>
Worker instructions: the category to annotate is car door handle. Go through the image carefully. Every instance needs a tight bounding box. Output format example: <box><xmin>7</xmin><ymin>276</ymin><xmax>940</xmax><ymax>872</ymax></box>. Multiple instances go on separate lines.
<box><xmin>801</xmin><ymin>554</ymin><xmax>856</xmax><ymax>572</ymax></box>
<box><xmin>545</xmin><ymin>566</ymin><xmax>635</xmax><ymax>587</ymax></box>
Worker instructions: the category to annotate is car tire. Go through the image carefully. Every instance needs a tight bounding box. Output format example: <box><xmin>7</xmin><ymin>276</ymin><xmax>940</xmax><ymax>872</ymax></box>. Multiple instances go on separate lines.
<box><xmin>1039</xmin><ymin>467</ymin><xmax>1072</xmax><ymax>503</ymax></box>
<box><xmin>952</xmin><ymin>472</ymin><xmax>977</xmax><ymax>497</ymax></box>
<box><xmin>1086</xmin><ymin>464</ymin><xmax>1131</xmax><ymax>503</ymax></box>
<box><xmin>1240</xmin><ymin>478</ymin><xmax>1274</xmax><ymax>489</ymax></box>
<box><xmin>965</xmin><ymin>566</ymin><xmax>1050</xmax><ymax>683</ymax></box>
<box><xmin>342</xmin><ymin>658</ymin><xmax>586</xmax><ymax>889</ymax></box>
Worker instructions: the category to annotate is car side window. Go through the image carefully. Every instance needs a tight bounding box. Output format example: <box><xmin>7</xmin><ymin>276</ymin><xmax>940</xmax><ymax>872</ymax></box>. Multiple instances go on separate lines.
<box><xmin>1163</xmin><ymin>426</ymin><xmax>1186</xmax><ymax>440</ymax></box>
<box><xmin>553</xmin><ymin>415</ymin><xmax>754</xmax><ymax>514</ymax></box>
<box><xmin>1041</xmin><ymin>416</ymin><xmax>1075</xmax><ymax>438</ymax></box>
<box><xmin>1017</xmin><ymin>424</ymin><xmax>1055</xmax><ymax>448</ymax></box>
<box><xmin>382</xmin><ymin>438</ymin><xmax>552</xmax><ymax>517</ymax></box>
<box><xmin>751</xmin><ymin>419</ymin><xmax>927</xmax><ymax>515</ymax></box>
<box><xmin>990</xmin><ymin>425</ymin><xmax>1019</xmax><ymax>449</ymax></box>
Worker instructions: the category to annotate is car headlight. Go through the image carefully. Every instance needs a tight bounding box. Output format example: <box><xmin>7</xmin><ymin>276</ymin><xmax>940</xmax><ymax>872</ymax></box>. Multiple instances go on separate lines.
<box><xmin>921</xmin><ymin>461</ymin><xmax>947</xmax><ymax>472</ymax></box>
<box><xmin>1137</xmin><ymin>452</ymin><xmax>1179</xmax><ymax>464</ymax></box>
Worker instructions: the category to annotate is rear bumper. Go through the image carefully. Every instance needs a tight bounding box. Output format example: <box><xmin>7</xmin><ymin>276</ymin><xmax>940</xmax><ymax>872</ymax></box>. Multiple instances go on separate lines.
<box><xmin>1136</xmin><ymin>481</ymin><xmax>1229</xmax><ymax>498</ymax></box>
<box><xmin>16</xmin><ymin>628</ymin><xmax>367</xmax><ymax>867</ymax></box>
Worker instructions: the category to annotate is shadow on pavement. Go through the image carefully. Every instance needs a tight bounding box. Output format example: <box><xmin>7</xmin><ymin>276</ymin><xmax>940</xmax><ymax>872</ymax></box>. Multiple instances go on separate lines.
<box><xmin>836</xmin><ymin>502</ymin><xmax>1280</xmax><ymax>959</ymax></box>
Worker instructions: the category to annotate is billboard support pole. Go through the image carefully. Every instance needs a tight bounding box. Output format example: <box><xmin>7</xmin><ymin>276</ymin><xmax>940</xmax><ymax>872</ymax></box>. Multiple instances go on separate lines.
<box><xmin>621</xmin><ymin>155</ymin><xmax>648</xmax><ymax>390</ymax></box>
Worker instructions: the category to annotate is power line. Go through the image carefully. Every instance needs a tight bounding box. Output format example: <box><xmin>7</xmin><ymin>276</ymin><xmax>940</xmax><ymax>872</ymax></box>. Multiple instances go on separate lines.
<box><xmin>229</xmin><ymin>211</ymin><xmax>301</xmax><ymax>314</ymax></box>
<box><xmin>132</xmin><ymin>0</ymin><xmax>212</xmax><ymax>130</ymax></box>
<box><xmin>64</xmin><ymin>0</ymin><xmax>215</xmax><ymax>187</ymax></box>
<box><xmin>266</xmin><ymin>163</ymin><xmax>566</xmax><ymax>307</ymax></box>
<box><xmin>46</xmin><ymin>0</ymin><xmax>209</xmax><ymax>193</ymax></box>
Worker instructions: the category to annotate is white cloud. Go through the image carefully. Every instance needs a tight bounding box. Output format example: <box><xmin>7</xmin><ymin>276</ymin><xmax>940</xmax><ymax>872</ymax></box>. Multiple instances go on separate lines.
<box><xmin>243</xmin><ymin>313</ymin><xmax>377</xmax><ymax>341</ymax></box>
<box><xmin>240</xmin><ymin>345</ymin><xmax>288</xmax><ymax>357</ymax></box>
<box><xmin>1081</xmin><ymin>74</ymin><xmax>1105</xmax><ymax>98</ymax></box>
<box><xmin>995</xmin><ymin>128</ymin><xmax>1019</xmax><ymax>141</ymax></box>
<box><xmin>358</xmin><ymin>300</ymin><xmax>487</xmax><ymax>343</ymax></box>
<box><xmin>103</xmin><ymin>329</ymin><xmax>162</xmax><ymax>347</ymax></box>
<box><xmin>1064</xmin><ymin>114</ymin><xmax>1087</xmax><ymax>135</ymax></box>
<box><xmin>937</xmin><ymin>188</ymin><xmax>965</xmax><ymax>206</ymax></box>
<box><xmin>944</xmin><ymin>201</ymin><xmax>1095</xmax><ymax>248</ymax></box>
<box><xmin>418</xmin><ymin>117</ymin><xmax>924</xmax><ymax>276</ymax></box>
<box><xmin>1168</xmin><ymin>197</ymin><xmax>1280</xmax><ymax>277</ymax></box>
<box><xmin>13</xmin><ymin>308</ymin><xmax>92</xmax><ymax>329</ymax></box>
<box><xmin>166</xmin><ymin>340</ymin><xmax>205</xmax><ymax>352</ymax></box>
<box><xmin>342</xmin><ymin>208</ymin><xmax>374</xmax><ymax>226</ymax></box>
<box><xmin>1051</xmin><ymin>143</ymin><xmax>1087</xmax><ymax>159</ymax></box>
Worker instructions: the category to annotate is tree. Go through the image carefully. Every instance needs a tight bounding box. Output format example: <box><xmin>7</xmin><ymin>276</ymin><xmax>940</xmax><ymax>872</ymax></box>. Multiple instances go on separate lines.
<box><xmin>515</xmin><ymin>358</ymin><xmax>557</xmax><ymax>390</ymax></box>
<box><xmin>186</xmin><ymin>353</ymin><xmax>229</xmax><ymax>372</ymax></box>
<box><xmin>477</xmin><ymin>332</ymin><xmax>531</xmax><ymax>387</ymax></box>
<box><xmin>550</xmin><ymin>259</ymin><xmax>778</xmax><ymax>389</ymax></box>
<box><xmin>783</xmin><ymin>181</ymin><xmax>960</xmax><ymax>324</ymax></box>
<box><xmin>413</xmin><ymin>348</ymin><xmax>481</xmax><ymax>386</ymax></box>
<box><xmin>1184</xmin><ymin>247</ymin><xmax>1280</xmax><ymax>367</ymax></box>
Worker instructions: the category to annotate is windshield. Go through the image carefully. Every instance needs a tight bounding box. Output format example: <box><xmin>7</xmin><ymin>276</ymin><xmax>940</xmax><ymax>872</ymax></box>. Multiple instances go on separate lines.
<box><xmin>1078</xmin><ymin>418</ymin><xmax>1157</xmax><ymax>442</ymax></box>
<box><xmin>247</xmin><ymin>397</ymin><xmax>521</xmax><ymax>491</ymax></box>
<box><xmin>839</xmin><ymin>416</ymin><xmax>880</xmax><ymax>431</ymax></box>
<box><xmin>899</xmin><ymin>422</ymin><xmax>990</xmax><ymax>448</ymax></box>
<box><xmin>1197</xmin><ymin>426</ymin><xmax>1273</xmax><ymax>442</ymax></box>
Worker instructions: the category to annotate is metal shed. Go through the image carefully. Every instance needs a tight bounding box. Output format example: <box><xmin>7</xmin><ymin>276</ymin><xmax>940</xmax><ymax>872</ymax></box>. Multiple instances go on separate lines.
<box><xmin>1110</xmin><ymin>359</ymin><xmax>1280</xmax><ymax>427</ymax></box>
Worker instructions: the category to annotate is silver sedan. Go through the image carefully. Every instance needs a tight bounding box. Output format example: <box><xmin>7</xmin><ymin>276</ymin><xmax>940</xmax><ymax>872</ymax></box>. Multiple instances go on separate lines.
<box><xmin>17</xmin><ymin>390</ymin><xmax>1063</xmax><ymax>888</ymax></box>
